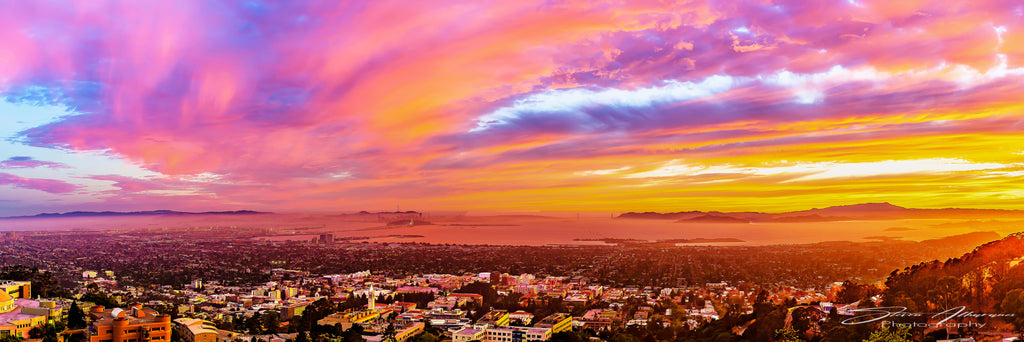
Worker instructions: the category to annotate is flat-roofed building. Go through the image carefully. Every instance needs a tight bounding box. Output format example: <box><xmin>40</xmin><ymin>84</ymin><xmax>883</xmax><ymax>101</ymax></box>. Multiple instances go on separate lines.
<box><xmin>483</xmin><ymin>326</ymin><xmax>551</xmax><ymax>342</ymax></box>
<box><xmin>0</xmin><ymin>281</ymin><xmax>62</xmax><ymax>339</ymax></box>
<box><xmin>478</xmin><ymin>310</ymin><xmax>509</xmax><ymax>327</ymax></box>
<box><xmin>88</xmin><ymin>304</ymin><xmax>172</xmax><ymax>342</ymax></box>
<box><xmin>316</xmin><ymin>310</ymin><xmax>380</xmax><ymax>331</ymax></box>
<box><xmin>508</xmin><ymin>311</ymin><xmax>533</xmax><ymax>326</ymax></box>
<box><xmin>0</xmin><ymin>281</ymin><xmax>30</xmax><ymax>300</ymax></box>
<box><xmin>452</xmin><ymin>327</ymin><xmax>485</xmax><ymax>342</ymax></box>
<box><xmin>363</xmin><ymin>322</ymin><xmax>424</xmax><ymax>342</ymax></box>
<box><xmin>533</xmin><ymin>313</ymin><xmax>572</xmax><ymax>334</ymax></box>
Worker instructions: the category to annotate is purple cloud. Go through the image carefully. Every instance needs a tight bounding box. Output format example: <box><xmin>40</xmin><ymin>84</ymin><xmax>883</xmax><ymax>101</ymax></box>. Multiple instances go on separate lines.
<box><xmin>0</xmin><ymin>173</ymin><xmax>79</xmax><ymax>193</ymax></box>
<box><xmin>0</xmin><ymin>156</ymin><xmax>70</xmax><ymax>169</ymax></box>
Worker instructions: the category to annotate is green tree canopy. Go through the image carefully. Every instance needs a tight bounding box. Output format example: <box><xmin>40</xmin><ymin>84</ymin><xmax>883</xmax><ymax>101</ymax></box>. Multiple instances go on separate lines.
<box><xmin>862</xmin><ymin>325</ymin><xmax>912</xmax><ymax>342</ymax></box>
<box><xmin>68</xmin><ymin>301</ymin><xmax>88</xmax><ymax>329</ymax></box>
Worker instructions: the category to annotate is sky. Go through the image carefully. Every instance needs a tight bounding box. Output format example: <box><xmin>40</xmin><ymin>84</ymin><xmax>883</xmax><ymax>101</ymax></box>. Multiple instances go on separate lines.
<box><xmin>1</xmin><ymin>0</ymin><xmax>1024</xmax><ymax>216</ymax></box>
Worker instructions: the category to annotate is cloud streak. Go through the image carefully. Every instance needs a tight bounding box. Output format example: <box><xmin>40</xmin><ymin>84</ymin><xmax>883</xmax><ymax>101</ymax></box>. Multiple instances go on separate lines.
<box><xmin>0</xmin><ymin>156</ymin><xmax>69</xmax><ymax>169</ymax></box>
<box><xmin>0</xmin><ymin>173</ymin><xmax>79</xmax><ymax>194</ymax></box>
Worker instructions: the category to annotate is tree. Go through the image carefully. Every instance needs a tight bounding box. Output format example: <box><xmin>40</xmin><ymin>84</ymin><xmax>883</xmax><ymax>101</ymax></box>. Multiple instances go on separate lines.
<box><xmin>927</xmin><ymin>277</ymin><xmax>962</xmax><ymax>310</ymax></box>
<box><xmin>68</xmin><ymin>332</ymin><xmax>87</xmax><ymax>342</ymax></box>
<box><xmin>342</xmin><ymin>325</ymin><xmax>365</xmax><ymax>342</ymax></box>
<box><xmin>1000</xmin><ymin>288</ymin><xmax>1024</xmax><ymax>337</ymax></box>
<box><xmin>547</xmin><ymin>331</ymin><xmax>590</xmax><ymax>342</ymax></box>
<box><xmin>863</xmin><ymin>326</ymin><xmax>912</xmax><ymax>342</ymax></box>
<box><xmin>262</xmin><ymin>311</ymin><xmax>281</xmax><ymax>334</ymax></box>
<box><xmin>454</xmin><ymin>282</ymin><xmax>499</xmax><ymax>305</ymax></box>
<box><xmin>836</xmin><ymin>281</ymin><xmax>861</xmax><ymax>304</ymax></box>
<box><xmin>296</xmin><ymin>331</ymin><xmax>310</xmax><ymax>342</ymax></box>
<box><xmin>68</xmin><ymin>301</ymin><xmax>88</xmax><ymax>329</ymax></box>
<box><xmin>608</xmin><ymin>333</ymin><xmax>638</xmax><ymax>342</ymax></box>
<box><xmin>29</xmin><ymin>327</ymin><xmax>44</xmax><ymax>339</ymax></box>
<box><xmin>407</xmin><ymin>332</ymin><xmax>438</xmax><ymax>342</ymax></box>
<box><xmin>382</xmin><ymin>323</ymin><xmax>397</xmax><ymax>342</ymax></box>
<box><xmin>42</xmin><ymin>333</ymin><xmax>59</xmax><ymax>342</ymax></box>
<box><xmin>774</xmin><ymin>328</ymin><xmax>803</xmax><ymax>342</ymax></box>
<box><xmin>81</xmin><ymin>292</ymin><xmax>119</xmax><ymax>308</ymax></box>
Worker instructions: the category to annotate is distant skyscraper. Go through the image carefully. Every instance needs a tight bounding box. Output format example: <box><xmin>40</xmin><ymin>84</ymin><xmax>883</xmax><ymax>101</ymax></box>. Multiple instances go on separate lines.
<box><xmin>319</xmin><ymin>233</ymin><xmax>334</xmax><ymax>244</ymax></box>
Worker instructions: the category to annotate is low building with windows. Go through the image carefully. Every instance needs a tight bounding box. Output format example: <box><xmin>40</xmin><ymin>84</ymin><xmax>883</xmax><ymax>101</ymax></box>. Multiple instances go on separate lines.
<box><xmin>316</xmin><ymin>310</ymin><xmax>380</xmax><ymax>331</ymax></box>
<box><xmin>484</xmin><ymin>326</ymin><xmax>551</xmax><ymax>342</ymax></box>
<box><xmin>452</xmin><ymin>327</ymin><xmax>485</xmax><ymax>342</ymax></box>
<box><xmin>453</xmin><ymin>325</ymin><xmax>551</xmax><ymax>342</ymax></box>
<box><xmin>477</xmin><ymin>310</ymin><xmax>509</xmax><ymax>327</ymax></box>
<box><xmin>533</xmin><ymin>313</ymin><xmax>572</xmax><ymax>334</ymax></box>
<box><xmin>363</xmin><ymin>322</ymin><xmax>424</xmax><ymax>342</ymax></box>
<box><xmin>88</xmin><ymin>304</ymin><xmax>172</xmax><ymax>342</ymax></box>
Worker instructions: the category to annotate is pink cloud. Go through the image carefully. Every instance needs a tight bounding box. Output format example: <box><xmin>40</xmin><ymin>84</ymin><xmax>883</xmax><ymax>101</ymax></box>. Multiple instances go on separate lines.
<box><xmin>0</xmin><ymin>173</ymin><xmax>79</xmax><ymax>194</ymax></box>
<box><xmin>2</xmin><ymin>0</ymin><xmax>1023</xmax><ymax>213</ymax></box>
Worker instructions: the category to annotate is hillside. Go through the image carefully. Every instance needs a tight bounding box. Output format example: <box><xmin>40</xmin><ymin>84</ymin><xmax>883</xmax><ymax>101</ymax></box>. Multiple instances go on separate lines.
<box><xmin>882</xmin><ymin>232</ymin><xmax>1024</xmax><ymax>312</ymax></box>
<box><xmin>1</xmin><ymin>210</ymin><xmax>269</xmax><ymax>219</ymax></box>
<box><xmin>618</xmin><ymin>203</ymin><xmax>1024</xmax><ymax>222</ymax></box>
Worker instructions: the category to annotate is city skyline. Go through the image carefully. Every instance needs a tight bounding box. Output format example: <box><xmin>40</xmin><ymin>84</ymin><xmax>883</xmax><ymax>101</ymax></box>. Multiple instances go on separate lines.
<box><xmin>2</xmin><ymin>1</ymin><xmax>1024</xmax><ymax>216</ymax></box>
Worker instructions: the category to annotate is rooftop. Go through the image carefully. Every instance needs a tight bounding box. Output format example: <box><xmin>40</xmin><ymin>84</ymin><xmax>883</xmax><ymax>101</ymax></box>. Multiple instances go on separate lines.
<box><xmin>91</xmin><ymin>307</ymin><xmax>165</xmax><ymax>326</ymax></box>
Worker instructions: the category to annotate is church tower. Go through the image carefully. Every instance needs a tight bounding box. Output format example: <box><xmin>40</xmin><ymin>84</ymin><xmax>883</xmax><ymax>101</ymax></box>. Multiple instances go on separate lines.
<box><xmin>368</xmin><ymin>285</ymin><xmax>376</xmax><ymax>311</ymax></box>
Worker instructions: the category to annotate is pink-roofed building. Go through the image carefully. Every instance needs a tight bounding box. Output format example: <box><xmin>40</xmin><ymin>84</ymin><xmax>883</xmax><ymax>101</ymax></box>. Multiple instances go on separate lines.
<box><xmin>1</xmin><ymin>281</ymin><xmax>61</xmax><ymax>339</ymax></box>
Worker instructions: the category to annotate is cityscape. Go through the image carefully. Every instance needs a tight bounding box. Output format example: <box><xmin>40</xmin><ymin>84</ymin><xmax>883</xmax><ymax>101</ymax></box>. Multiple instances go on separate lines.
<box><xmin>3</xmin><ymin>1</ymin><xmax>1024</xmax><ymax>342</ymax></box>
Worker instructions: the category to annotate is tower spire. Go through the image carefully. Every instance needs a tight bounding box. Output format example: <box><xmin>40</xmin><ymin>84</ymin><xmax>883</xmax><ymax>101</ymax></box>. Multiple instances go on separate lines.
<box><xmin>368</xmin><ymin>284</ymin><xmax>376</xmax><ymax>311</ymax></box>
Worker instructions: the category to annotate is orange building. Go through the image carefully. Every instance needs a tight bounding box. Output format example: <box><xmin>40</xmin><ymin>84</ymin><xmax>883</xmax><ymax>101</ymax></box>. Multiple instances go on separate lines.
<box><xmin>89</xmin><ymin>304</ymin><xmax>171</xmax><ymax>342</ymax></box>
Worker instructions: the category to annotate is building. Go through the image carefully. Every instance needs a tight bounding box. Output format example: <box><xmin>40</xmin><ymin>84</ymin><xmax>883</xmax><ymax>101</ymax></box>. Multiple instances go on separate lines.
<box><xmin>318</xmin><ymin>234</ymin><xmax>334</xmax><ymax>245</ymax></box>
<box><xmin>1</xmin><ymin>281</ymin><xmax>63</xmax><ymax>339</ymax></box>
<box><xmin>88</xmin><ymin>304</ymin><xmax>172</xmax><ymax>342</ymax></box>
<box><xmin>478</xmin><ymin>310</ymin><xmax>509</xmax><ymax>327</ymax></box>
<box><xmin>447</xmin><ymin>294</ymin><xmax>483</xmax><ymax>306</ymax></box>
<box><xmin>533</xmin><ymin>313</ymin><xmax>572</xmax><ymax>334</ymax></box>
<box><xmin>0</xmin><ymin>281</ymin><xmax>30</xmax><ymax>299</ymax></box>
<box><xmin>580</xmin><ymin>309</ymin><xmax>618</xmax><ymax>331</ymax></box>
<box><xmin>279</xmin><ymin>303</ymin><xmax>309</xmax><ymax>321</ymax></box>
<box><xmin>507</xmin><ymin>311</ymin><xmax>533</xmax><ymax>326</ymax></box>
<box><xmin>317</xmin><ymin>310</ymin><xmax>380</xmax><ymax>331</ymax></box>
<box><xmin>452</xmin><ymin>327</ymin><xmax>485</xmax><ymax>342</ymax></box>
<box><xmin>173</xmin><ymin>318</ymin><xmax>238</xmax><ymax>342</ymax></box>
<box><xmin>363</xmin><ymin>322</ymin><xmax>424</xmax><ymax>342</ymax></box>
<box><xmin>453</xmin><ymin>325</ymin><xmax>550</xmax><ymax>342</ymax></box>
<box><xmin>483</xmin><ymin>326</ymin><xmax>551</xmax><ymax>342</ymax></box>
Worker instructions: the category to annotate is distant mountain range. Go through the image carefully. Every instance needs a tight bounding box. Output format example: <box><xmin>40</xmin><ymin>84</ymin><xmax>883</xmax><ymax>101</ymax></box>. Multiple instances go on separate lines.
<box><xmin>620</xmin><ymin>202</ymin><xmax>1024</xmax><ymax>223</ymax></box>
<box><xmin>1</xmin><ymin>210</ymin><xmax>270</xmax><ymax>219</ymax></box>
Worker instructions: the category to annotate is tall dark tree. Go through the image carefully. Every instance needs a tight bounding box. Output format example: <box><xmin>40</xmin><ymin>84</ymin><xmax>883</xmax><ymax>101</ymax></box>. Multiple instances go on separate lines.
<box><xmin>382</xmin><ymin>323</ymin><xmax>397</xmax><ymax>342</ymax></box>
<box><xmin>68</xmin><ymin>302</ymin><xmax>88</xmax><ymax>329</ymax></box>
<box><xmin>296</xmin><ymin>331</ymin><xmax>310</xmax><ymax>342</ymax></box>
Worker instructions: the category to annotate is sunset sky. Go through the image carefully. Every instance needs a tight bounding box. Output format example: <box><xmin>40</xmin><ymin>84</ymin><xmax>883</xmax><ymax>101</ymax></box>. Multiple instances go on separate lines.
<box><xmin>1</xmin><ymin>0</ymin><xmax>1024</xmax><ymax>216</ymax></box>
